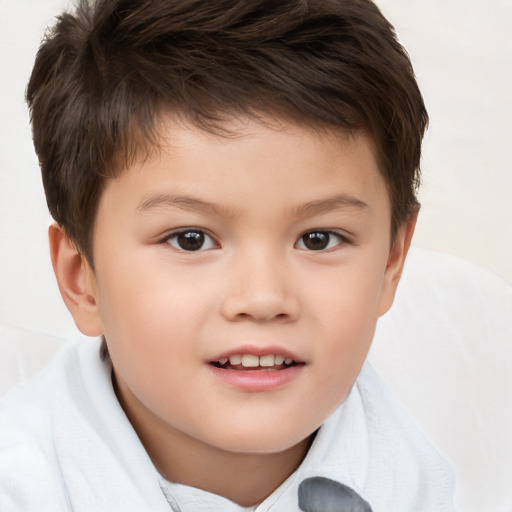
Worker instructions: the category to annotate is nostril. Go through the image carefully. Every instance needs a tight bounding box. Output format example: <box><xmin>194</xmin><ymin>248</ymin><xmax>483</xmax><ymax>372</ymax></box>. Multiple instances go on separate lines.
<box><xmin>220</xmin><ymin>288</ymin><xmax>300</xmax><ymax>322</ymax></box>
<box><xmin>234</xmin><ymin>311</ymin><xmax>291</xmax><ymax>322</ymax></box>
<box><xmin>234</xmin><ymin>312</ymin><xmax>252</xmax><ymax>320</ymax></box>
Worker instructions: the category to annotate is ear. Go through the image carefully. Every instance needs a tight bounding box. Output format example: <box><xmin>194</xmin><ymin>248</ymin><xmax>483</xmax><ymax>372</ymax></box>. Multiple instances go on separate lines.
<box><xmin>377</xmin><ymin>213</ymin><xmax>418</xmax><ymax>317</ymax></box>
<box><xmin>49</xmin><ymin>224</ymin><xmax>104</xmax><ymax>336</ymax></box>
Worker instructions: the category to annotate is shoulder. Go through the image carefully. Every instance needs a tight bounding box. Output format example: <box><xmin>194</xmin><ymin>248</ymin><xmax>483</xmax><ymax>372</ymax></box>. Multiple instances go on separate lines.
<box><xmin>1</xmin><ymin>338</ymin><xmax>168</xmax><ymax>512</ymax></box>
<box><xmin>0</xmin><ymin>340</ymin><xmax>101</xmax><ymax>511</ymax></box>
<box><xmin>0</xmin><ymin>339</ymin><xmax>92</xmax><ymax>445</ymax></box>
<box><xmin>0</xmin><ymin>440</ymin><xmax>71</xmax><ymax>511</ymax></box>
<box><xmin>301</xmin><ymin>363</ymin><xmax>455</xmax><ymax>510</ymax></box>
<box><xmin>355</xmin><ymin>362</ymin><xmax>451</xmax><ymax>466</ymax></box>
<box><xmin>354</xmin><ymin>363</ymin><xmax>455</xmax><ymax>508</ymax></box>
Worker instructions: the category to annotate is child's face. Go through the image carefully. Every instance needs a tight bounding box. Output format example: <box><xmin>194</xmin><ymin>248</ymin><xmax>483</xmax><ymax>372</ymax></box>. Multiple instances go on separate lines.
<box><xmin>74</xmin><ymin>116</ymin><xmax>412</xmax><ymax>456</ymax></box>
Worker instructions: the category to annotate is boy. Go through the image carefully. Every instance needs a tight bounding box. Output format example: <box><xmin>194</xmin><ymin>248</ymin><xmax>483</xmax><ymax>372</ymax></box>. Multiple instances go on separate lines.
<box><xmin>0</xmin><ymin>0</ymin><xmax>454</xmax><ymax>510</ymax></box>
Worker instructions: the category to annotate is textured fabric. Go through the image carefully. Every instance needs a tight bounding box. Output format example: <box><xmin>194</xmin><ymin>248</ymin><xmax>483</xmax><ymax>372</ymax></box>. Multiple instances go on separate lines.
<box><xmin>370</xmin><ymin>248</ymin><xmax>512</xmax><ymax>511</ymax></box>
<box><xmin>0</xmin><ymin>338</ymin><xmax>454</xmax><ymax>512</ymax></box>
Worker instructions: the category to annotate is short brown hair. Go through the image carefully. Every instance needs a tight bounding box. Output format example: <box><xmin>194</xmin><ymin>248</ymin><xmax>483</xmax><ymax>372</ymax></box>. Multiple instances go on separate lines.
<box><xmin>27</xmin><ymin>0</ymin><xmax>427</xmax><ymax>263</ymax></box>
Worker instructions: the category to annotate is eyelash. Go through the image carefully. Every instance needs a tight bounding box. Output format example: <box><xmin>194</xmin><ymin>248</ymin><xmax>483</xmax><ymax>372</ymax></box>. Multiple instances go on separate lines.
<box><xmin>163</xmin><ymin>228</ymin><xmax>219</xmax><ymax>252</ymax></box>
<box><xmin>162</xmin><ymin>228</ymin><xmax>350</xmax><ymax>253</ymax></box>
<box><xmin>295</xmin><ymin>230</ymin><xmax>349</xmax><ymax>251</ymax></box>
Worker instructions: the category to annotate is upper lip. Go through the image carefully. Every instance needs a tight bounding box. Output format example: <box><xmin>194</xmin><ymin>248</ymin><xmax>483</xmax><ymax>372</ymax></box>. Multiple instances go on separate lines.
<box><xmin>209</xmin><ymin>344</ymin><xmax>304</xmax><ymax>363</ymax></box>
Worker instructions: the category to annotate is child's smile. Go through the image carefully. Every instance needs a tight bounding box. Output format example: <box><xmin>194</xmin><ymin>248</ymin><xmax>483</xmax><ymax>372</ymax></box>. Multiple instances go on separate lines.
<box><xmin>80</xmin><ymin>115</ymin><xmax>414</xmax><ymax>501</ymax></box>
<box><xmin>208</xmin><ymin>345</ymin><xmax>306</xmax><ymax>392</ymax></box>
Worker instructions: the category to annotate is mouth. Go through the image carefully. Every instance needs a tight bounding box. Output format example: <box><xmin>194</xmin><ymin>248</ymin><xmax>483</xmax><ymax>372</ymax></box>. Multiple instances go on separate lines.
<box><xmin>207</xmin><ymin>348</ymin><xmax>305</xmax><ymax>391</ymax></box>
<box><xmin>210</xmin><ymin>353</ymin><xmax>302</xmax><ymax>371</ymax></box>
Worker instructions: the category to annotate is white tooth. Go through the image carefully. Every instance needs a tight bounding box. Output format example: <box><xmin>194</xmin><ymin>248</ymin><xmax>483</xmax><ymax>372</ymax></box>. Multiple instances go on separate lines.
<box><xmin>259</xmin><ymin>355</ymin><xmax>275</xmax><ymax>367</ymax></box>
<box><xmin>241</xmin><ymin>354</ymin><xmax>259</xmax><ymax>367</ymax></box>
<box><xmin>274</xmin><ymin>355</ymin><xmax>285</xmax><ymax>365</ymax></box>
<box><xmin>284</xmin><ymin>358</ymin><xmax>293</xmax><ymax>365</ymax></box>
<box><xmin>218</xmin><ymin>358</ymin><xmax>228</xmax><ymax>365</ymax></box>
<box><xmin>229</xmin><ymin>355</ymin><xmax>242</xmax><ymax>365</ymax></box>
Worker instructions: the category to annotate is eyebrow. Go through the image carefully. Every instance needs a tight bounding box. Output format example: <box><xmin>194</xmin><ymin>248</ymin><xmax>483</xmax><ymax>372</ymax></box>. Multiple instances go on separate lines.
<box><xmin>136</xmin><ymin>192</ymin><xmax>369</xmax><ymax>218</ymax></box>
<box><xmin>292</xmin><ymin>193</ymin><xmax>370</xmax><ymax>217</ymax></box>
<box><xmin>136</xmin><ymin>193</ymin><xmax>236</xmax><ymax>217</ymax></box>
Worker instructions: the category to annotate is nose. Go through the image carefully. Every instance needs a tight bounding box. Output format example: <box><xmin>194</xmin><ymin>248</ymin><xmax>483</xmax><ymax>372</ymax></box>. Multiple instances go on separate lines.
<box><xmin>219</xmin><ymin>249</ymin><xmax>300</xmax><ymax>323</ymax></box>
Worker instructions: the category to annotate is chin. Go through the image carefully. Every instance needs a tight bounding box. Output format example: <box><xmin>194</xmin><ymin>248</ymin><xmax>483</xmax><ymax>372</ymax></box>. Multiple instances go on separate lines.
<box><xmin>202</xmin><ymin>421</ymin><xmax>316</xmax><ymax>456</ymax></box>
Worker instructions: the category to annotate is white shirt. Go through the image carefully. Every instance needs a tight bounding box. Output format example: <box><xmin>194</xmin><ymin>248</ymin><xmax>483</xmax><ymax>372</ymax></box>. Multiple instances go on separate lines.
<box><xmin>0</xmin><ymin>339</ymin><xmax>454</xmax><ymax>511</ymax></box>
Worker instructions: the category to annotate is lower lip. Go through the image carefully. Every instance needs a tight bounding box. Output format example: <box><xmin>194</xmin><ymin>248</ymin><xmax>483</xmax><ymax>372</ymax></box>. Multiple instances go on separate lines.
<box><xmin>208</xmin><ymin>364</ymin><xmax>304</xmax><ymax>392</ymax></box>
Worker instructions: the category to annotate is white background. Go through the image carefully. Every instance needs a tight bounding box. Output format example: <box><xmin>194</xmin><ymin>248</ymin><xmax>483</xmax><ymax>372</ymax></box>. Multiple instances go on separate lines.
<box><xmin>0</xmin><ymin>0</ymin><xmax>511</xmax><ymax>337</ymax></box>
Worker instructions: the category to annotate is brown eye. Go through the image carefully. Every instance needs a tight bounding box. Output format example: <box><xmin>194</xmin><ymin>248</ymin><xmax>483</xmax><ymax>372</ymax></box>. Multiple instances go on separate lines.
<box><xmin>296</xmin><ymin>231</ymin><xmax>344</xmax><ymax>251</ymax></box>
<box><xmin>166</xmin><ymin>229</ymin><xmax>217</xmax><ymax>251</ymax></box>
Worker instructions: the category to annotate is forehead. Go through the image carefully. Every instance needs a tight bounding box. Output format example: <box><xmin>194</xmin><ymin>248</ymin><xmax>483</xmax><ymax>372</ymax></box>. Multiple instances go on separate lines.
<box><xmin>100</xmin><ymin>115</ymin><xmax>389</xmax><ymax>220</ymax></box>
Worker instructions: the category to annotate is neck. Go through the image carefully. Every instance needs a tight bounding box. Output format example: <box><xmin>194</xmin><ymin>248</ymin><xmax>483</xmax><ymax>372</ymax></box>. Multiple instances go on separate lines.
<box><xmin>114</xmin><ymin>376</ymin><xmax>312</xmax><ymax>507</ymax></box>
<box><xmin>153</xmin><ymin>432</ymin><xmax>312</xmax><ymax>506</ymax></box>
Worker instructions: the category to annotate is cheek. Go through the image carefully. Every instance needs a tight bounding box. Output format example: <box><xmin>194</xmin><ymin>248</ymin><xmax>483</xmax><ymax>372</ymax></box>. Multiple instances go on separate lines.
<box><xmin>94</xmin><ymin>261</ymin><xmax>212</xmax><ymax>371</ymax></box>
<box><xmin>310</xmin><ymin>253</ymin><xmax>386</xmax><ymax>325</ymax></box>
<box><xmin>98</xmin><ymin>272</ymin><xmax>210</xmax><ymax>420</ymax></box>
<box><xmin>98</xmin><ymin>254</ymin><xmax>209</xmax><ymax>324</ymax></box>
<box><xmin>308</xmin><ymin>259</ymin><xmax>386</xmax><ymax>378</ymax></box>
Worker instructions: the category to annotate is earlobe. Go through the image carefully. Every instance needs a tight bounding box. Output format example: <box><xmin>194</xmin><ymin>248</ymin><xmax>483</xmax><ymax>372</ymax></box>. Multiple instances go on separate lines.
<box><xmin>377</xmin><ymin>213</ymin><xmax>418</xmax><ymax>317</ymax></box>
<box><xmin>48</xmin><ymin>224</ymin><xmax>104</xmax><ymax>336</ymax></box>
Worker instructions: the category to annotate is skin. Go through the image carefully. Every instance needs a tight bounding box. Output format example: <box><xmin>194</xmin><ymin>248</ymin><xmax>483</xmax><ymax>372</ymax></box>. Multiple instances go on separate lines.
<box><xmin>50</xmin><ymin>116</ymin><xmax>416</xmax><ymax>506</ymax></box>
